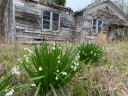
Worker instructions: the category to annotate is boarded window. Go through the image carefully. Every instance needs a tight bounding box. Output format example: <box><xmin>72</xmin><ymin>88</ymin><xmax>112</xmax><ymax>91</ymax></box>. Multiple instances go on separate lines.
<box><xmin>92</xmin><ymin>19</ymin><xmax>103</xmax><ymax>33</ymax></box>
<box><xmin>42</xmin><ymin>11</ymin><xmax>60</xmax><ymax>31</ymax></box>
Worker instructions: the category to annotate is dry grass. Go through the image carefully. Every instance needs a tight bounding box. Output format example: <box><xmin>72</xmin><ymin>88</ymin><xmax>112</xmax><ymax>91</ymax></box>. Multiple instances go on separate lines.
<box><xmin>0</xmin><ymin>42</ymin><xmax>128</xmax><ymax>96</ymax></box>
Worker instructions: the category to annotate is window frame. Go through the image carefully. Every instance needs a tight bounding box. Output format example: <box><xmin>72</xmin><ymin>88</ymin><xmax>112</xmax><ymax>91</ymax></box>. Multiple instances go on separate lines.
<box><xmin>42</xmin><ymin>11</ymin><xmax>60</xmax><ymax>32</ymax></box>
<box><xmin>92</xmin><ymin>19</ymin><xmax>103</xmax><ymax>34</ymax></box>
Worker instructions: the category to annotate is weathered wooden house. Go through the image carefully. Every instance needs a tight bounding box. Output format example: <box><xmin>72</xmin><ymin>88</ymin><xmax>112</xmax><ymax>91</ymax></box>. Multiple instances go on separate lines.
<box><xmin>0</xmin><ymin>0</ymin><xmax>128</xmax><ymax>44</ymax></box>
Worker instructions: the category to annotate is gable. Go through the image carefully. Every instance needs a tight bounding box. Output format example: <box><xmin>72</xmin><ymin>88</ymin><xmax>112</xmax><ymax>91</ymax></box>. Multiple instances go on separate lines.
<box><xmin>77</xmin><ymin>1</ymin><xmax>128</xmax><ymax>25</ymax></box>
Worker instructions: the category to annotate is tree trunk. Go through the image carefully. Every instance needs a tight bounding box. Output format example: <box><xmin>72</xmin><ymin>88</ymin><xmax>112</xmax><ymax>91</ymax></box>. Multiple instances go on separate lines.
<box><xmin>0</xmin><ymin>0</ymin><xmax>8</xmax><ymax>41</ymax></box>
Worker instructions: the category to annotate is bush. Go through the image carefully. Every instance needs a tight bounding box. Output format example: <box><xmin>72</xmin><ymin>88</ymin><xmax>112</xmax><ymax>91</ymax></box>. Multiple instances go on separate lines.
<box><xmin>21</xmin><ymin>42</ymin><xmax>82</xmax><ymax>95</ymax></box>
<box><xmin>78</xmin><ymin>42</ymin><xmax>104</xmax><ymax>64</ymax></box>
<box><xmin>54</xmin><ymin>0</ymin><xmax>66</xmax><ymax>6</ymax></box>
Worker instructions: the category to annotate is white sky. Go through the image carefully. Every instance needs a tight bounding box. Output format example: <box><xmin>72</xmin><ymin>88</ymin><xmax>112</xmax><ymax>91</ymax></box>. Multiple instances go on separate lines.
<box><xmin>66</xmin><ymin>0</ymin><xmax>92</xmax><ymax>12</ymax></box>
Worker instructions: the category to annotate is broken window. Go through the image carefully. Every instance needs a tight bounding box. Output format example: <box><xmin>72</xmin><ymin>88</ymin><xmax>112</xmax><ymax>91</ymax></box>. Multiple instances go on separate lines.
<box><xmin>92</xmin><ymin>19</ymin><xmax>103</xmax><ymax>33</ymax></box>
<box><xmin>42</xmin><ymin>11</ymin><xmax>60</xmax><ymax>31</ymax></box>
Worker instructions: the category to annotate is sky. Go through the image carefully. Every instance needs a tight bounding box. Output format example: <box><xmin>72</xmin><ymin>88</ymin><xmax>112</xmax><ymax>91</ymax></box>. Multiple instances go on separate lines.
<box><xmin>66</xmin><ymin>0</ymin><xmax>92</xmax><ymax>12</ymax></box>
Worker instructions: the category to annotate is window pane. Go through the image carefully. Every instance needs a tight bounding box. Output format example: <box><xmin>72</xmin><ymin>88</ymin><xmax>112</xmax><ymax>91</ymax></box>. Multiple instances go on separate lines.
<box><xmin>52</xmin><ymin>22</ymin><xmax>59</xmax><ymax>31</ymax></box>
<box><xmin>43</xmin><ymin>11</ymin><xmax>50</xmax><ymax>30</ymax></box>
<box><xmin>98</xmin><ymin>20</ymin><xmax>102</xmax><ymax>27</ymax></box>
<box><xmin>43</xmin><ymin>11</ymin><xmax>50</xmax><ymax>21</ymax></box>
<box><xmin>98</xmin><ymin>27</ymin><xmax>101</xmax><ymax>33</ymax></box>
<box><xmin>43</xmin><ymin>20</ymin><xmax>50</xmax><ymax>29</ymax></box>
<box><xmin>93</xmin><ymin>26</ymin><xmax>96</xmax><ymax>33</ymax></box>
<box><xmin>52</xmin><ymin>13</ymin><xmax>59</xmax><ymax>31</ymax></box>
<box><xmin>93</xmin><ymin>19</ymin><xmax>97</xmax><ymax>25</ymax></box>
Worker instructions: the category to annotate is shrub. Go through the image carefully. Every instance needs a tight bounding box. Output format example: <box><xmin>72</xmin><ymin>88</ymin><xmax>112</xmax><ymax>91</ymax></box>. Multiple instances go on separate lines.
<box><xmin>21</xmin><ymin>42</ymin><xmax>82</xmax><ymax>95</ymax></box>
<box><xmin>78</xmin><ymin>42</ymin><xmax>104</xmax><ymax>64</ymax></box>
<box><xmin>54</xmin><ymin>0</ymin><xmax>66</xmax><ymax>6</ymax></box>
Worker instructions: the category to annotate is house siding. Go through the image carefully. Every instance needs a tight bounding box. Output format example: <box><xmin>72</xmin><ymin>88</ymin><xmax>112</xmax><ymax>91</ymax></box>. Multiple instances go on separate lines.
<box><xmin>4</xmin><ymin>0</ymin><xmax>15</xmax><ymax>42</ymax></box>
<box><xmin>14</xmin><ymin>0</ymin><xmax>75</xmax><ymax>44</ymax></box>
<box><xmin>75</xmin><ymin>3</ymin><xmax>128</xmax><ymax>42</ymax></box>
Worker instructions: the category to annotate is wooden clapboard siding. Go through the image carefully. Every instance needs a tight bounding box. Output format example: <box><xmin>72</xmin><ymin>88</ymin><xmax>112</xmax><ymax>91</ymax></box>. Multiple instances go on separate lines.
<box><xmin>14</xmin><ymin>0</ymin><xmax>75</xmax><ymax>43</ymax></box>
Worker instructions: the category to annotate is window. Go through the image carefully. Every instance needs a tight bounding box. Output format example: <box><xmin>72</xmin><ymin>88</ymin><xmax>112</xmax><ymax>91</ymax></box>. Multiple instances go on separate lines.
<box><xmin>42</xmin><ymin>11</ymin><xmax>60</xmax><ymax>31</ymax></box>
<box><xmin>92</xmin><ymin>19</ymin><xmax>103</xmax><ymax>33</ymax></box>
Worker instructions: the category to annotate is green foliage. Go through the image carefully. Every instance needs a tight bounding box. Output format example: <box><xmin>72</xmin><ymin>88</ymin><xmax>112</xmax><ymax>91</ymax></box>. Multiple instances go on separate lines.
<box><xmin>78</xmin><ymin>42</ymin><xmax>104</xmax><ymax>64</ymax></box>
<box><xmin>54</xmin><ymin>0</ymin><xmax>66</xmax><ymax>6</ymax></box>
<box><xmin>21</xmin><ymin>42</ymin><xmax>82</xmax><ymax>95</ymax></box>
<box><xmin>0</xmin><ymin>70</ymin><xmax>12</xmax><ymax>95</ymax></box>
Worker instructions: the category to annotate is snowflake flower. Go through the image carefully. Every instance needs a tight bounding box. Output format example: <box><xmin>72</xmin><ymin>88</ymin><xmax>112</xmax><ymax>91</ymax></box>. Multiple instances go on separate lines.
<box><xmin>94</xmin><ymin>53</ymin><xmax>96</xmax><ymax>56</ymax></box>
<box><xmin>57</xmin><ymin>70</ymin><xmax>59</xmax><ymax>72</ymax></box>
<box><xmin>18</xmin><ymin>58</ymin><xmax>21</xmax><ymax>61</ymax></box>
<box><xmin>52</xmin><ymin>47</ymin><xmax>55</xmax><ymax>50</ymax></box>
<box><xmin>67</xmin><ymin>42</ymin><xmax>69</xmax><ymax>44</ymax></box>
<box><xmin>31</xmin><ymin>84</ymin><xmax>36</xmax><ymax>87</ymax></box>
<box><xmin>71</xmin><ymin>66</ymin><xmax>74</xmax><ymax>68</ymax></box>
<box><xmin>55</xmin><ymin>76</ymin><xmax>58</xmax><ymax>80</ymax></box>
<box><xmin>58</xmin><ymin>60</ymin><xmax>60</xmax><ymax>63</ymax></box>
<box><xmin>62</xmin><ymin>72</ymin><xmax>67</xmax><ymax>76</ymax></box>
<box><xmin>26</xmin><ymin>57</ymin><xmax>29</xmax><ymax>60</ymax></box>
<box><xmin>57</xmin><ymin>56</ymin><xmax>60</xmax><ymax>59</ymax></box>
<box><xmin>24</xmin><ymin>55</ymin><xmax>26</xmax><ymax>57</ymax></box>
<box><xmin>91</xmin><ymin>51</ymin><xmax>93</xmax><ymax>54</ymax></box>
<box><xmin>26</xmin><ymin>60</ymin><xmax>28</xmax><ymax>62</ymax></box>
<box><xmin>74</xmin><ymin>66</ymin><xmax>77</xmax><ymax>71</ymax></box>
<box><xmin>39</xmin><ymin>66</ymin><xmax>43</xmax><ymax>71</ymax></box>
<box><xmin>53</xmin><ymin>43</ymin><xmax>55</xmax><ymax>46</ymax></box>
<box><xmin>24</xmin><ymin>48</ymin><xmax>27</xmax><ymax>50</ymax></box>
<box><xmin>5</xmin><ymin>89</ymin><xmax>14</xmax><ymax>96</ymax></box>
<box><xmin>76</xmin><ymin>63</ymin><xmax>79</xmax><ymax>66</ymax></box>
<box><xmin>12</xmin><ymin>66</ymin><xmax>20</xmax><ymax>76</ymax></box>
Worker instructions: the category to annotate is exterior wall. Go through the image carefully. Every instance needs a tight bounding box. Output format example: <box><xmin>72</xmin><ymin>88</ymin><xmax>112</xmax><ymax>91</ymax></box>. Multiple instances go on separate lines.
<box><xmin>75</xmin><ymin>13</ymin><xmax>85</xmax><ymax>42</ymax></box>
<box><xmin>4</xmin><ymin>0</ymin><xmax>15</xmax><ymax>42</ymax></box>
<box><xmin>76</xmin><ymin>3</ymin><xmax>128</xmax><ymax>42</ymax></box>
<box><xmin>14</xmin><ymin>0</ymin><xmax>75</xmax><ymax>44</ymax></box>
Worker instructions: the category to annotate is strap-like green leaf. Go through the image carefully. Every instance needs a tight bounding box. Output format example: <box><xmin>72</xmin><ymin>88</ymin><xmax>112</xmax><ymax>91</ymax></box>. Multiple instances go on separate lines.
<box><xmin>50</xmin><ymin>84</ymin><xmax>57</xmax><ymax>96</ymax></box>
<box><xmin>29</xmin><ymin>76</ymin><xmax>45</xmax><ymax>81</ymax></box>
<box><xmin>34</xmin><ymin>83</ymin><xmax>41</xmax><ymax>96</ymax></box>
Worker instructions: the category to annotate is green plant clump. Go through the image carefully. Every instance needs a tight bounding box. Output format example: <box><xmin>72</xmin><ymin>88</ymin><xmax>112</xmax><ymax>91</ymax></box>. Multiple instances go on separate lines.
<box><xmin>54</xmin><ymin>0</ymin><xmax>66</xmax><ymax>6</ymax></box>
<box><xmin>21</xmin><ymin>42</ymin><xmax>82</xmax><ymax>95</ymax></box>
<box><xmin>78</xmin><ymin>42</ymin><xmax>104</xmax><ymax>64</ymax></box>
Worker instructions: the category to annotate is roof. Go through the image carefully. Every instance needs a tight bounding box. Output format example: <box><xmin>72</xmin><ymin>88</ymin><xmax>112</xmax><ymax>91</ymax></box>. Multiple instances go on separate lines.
<box><xmin>39</xmin><ymin>2</ymin><xmax>73</xmax><ymax>12</ymax></box>
<box><xmin>75</xmin><ymin>0</ymin><xmax>128</xmax><ymax>22</ymax></box>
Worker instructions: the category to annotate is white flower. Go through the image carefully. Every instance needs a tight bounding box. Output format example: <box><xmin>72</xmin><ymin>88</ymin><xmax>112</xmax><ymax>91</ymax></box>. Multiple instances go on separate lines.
<box><xmin>53</xmin><ymin>43</ymin><xmax>55</xmax><ymax>46</ymax></box>
<box><xmin>58</xmin><ymin>56</ymin><xmax>60</xmax><ymax>59</ymax></box>
<box><xmin>74</xmin><ymin>66</ymin><xmax>77</xmax><ymax>71</ymax></box>
<box><xmin>26</xmin><ymin>60</ymin><xmax>28</xmax><ymax>62</ymax></box>
<box><xmin>24</xmin><ymin>55</ymin><xmax>26</xmax><ymax>57</ymax></box>
<box><xmin>26</xmin><ymin>57</ymin><xmax>29</xmax><ymax>60</ymax></box>
<box><xmin>5</xmin><ymin>89</ymin><xmax>14</xmax><ymax>96</ymax></box>
<box><xmin>58</xmin><ymin>60</ymin><xmax>60</xmax><ymax>63</ymax></box>
<box><xmin>24</xmin><ymin>48</ymin><xmax>27</xmax><ymax>50</ymax></box>
<box><xmin>26</xmin><ymin>48</ymin><xmax>29</xmax><ymax>50</ymax></box>
<box><xmin>52</xmin><ymin>47</ymin><xmax>55</xmax><ymax>50</ymax></box>
<box><xmin>39</xmin><ymin>66</ymin><xmax>43</xmax><ymax>71</ymax></box>
<box><xmin>76</xmin><ymin>63</ymin><xmax>79</xmax><ymax>66</ymax></box>
<box><xmin>57</xmin><ymin>70</ymin><xmax>59</xmax><ymax>72</ymax></box>
<box><xmin>31</xmin><ymin>84</ymin><xmax>36</xmax><ymax>87</ymax></box>
<box><xmin>67</xmin><ymin>42</ymin><xmax>69</xmax><ymax>44</ymax></box>
<box><xmin>79</xmin><ymin>51</ymin><xmax>80</xmax><ymax>53</ymax></box>
<box><xmin>18</xmin><ymin>58</ymin><xmax>21</xmax><ymax>61</ymax></box>
<box><xmin>91</xmin><ymin>51</ymin><xmax>93</xmax><ymax>54</ymax></box>
<box><xmin>20</xmin><ymin>61</ymin><xmax>22</xmax><ymax>63</ymax></box>
<box><xmin>63</xmin><ymin>72</ymin><xmax>67</xmax><ymax>76</ymax></box>
<box><xmin>58</xmin><ymin>47</ymin><xmax>61</xmax><ymax>49</ymax></box>
<box><xmin>71</xmin><ymin>66</ymin><xmax>74</xmax><ymax>68</ymax></box>
<box><xmin>94</xmin><ymin>53</ymin><xmax>96</xmax><ymax>56</ymax></box>
<box><xmin>55</xmin><ymin>76</ymin><xmax>58</xmax><ymax>80</ymax></box>
<box><xmin>12</xmin><ymin>66</ymin><xmax>20</xmax><ymax>76</ymax></box>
